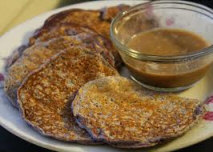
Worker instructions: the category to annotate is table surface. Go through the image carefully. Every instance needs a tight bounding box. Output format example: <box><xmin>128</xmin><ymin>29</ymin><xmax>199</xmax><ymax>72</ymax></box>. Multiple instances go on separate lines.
<box><xmin>0</xmin><ymin>0</ymin><xmax>213</xmax><ymax>152</ymax></box>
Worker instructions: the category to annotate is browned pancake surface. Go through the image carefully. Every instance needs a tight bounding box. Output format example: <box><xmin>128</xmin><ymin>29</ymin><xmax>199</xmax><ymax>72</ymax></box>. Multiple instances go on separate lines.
<box><xmin>30</xmin><ymin>23</ymin><xmax>99</xmax><ymax>45</ymax></box>
<box><xmin>43</xmin><ymin>9</ymin><xmax>110</xmax><ymax>38</ymax></box>
<box><xmin>17</xmin><ymin>47</ymin><xmax>118</xmax><ymax>143</ymax></box>
<box><xmin>5</xmin><ymin>26</ymin><xmax>118</xmax><ymax>106</ymax></box>
<box><xmin>4</xmin><ymin>37</ymin><xmax>80</xmax><ymax>106</ymax></box>
<box><xmin>29</xmin><ymin>24</ymin><xmax>115</xmax><ymax>67</ymax></box>
<box><xmin>35</xmin><ymin>8</ymin><xmax>125</xmax><ymax>67</ymax></box>
<box><xmin>72</xmin><ymin>76</ymin><xmax>204</xmax><ymax>148</ymax></box>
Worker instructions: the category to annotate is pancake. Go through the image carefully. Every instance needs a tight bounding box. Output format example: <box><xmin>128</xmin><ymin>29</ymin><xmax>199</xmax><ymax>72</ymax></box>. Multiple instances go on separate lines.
<box><xmin>34</xmin><ymin>8</ymin><xmax>124</xmax><ymax>67</ymax></box>
<box><xmin>30</xmin><ymin>23</ymin><xmax>100</xmax><ymax>45</ymax></box>
<box><xmin>43</xmin><ymin>5</ymin><xmax>130</xmax><ymax>37</ymax></box>
<box><xmin>7</xmin><ymin>25</ymin><xmax>115</xmax><ymax>69</ymax></box>
<box><xmin>72</xmin><ymin>76</ymin><xmax>204</xmax><ymax>148</ymax></box>
<box><xmin>29</xmin><ymin>24</ymin><xmax>115</xmax><ymax>67</ymax></box>
<box><xmin>4</xmin><ymin>37</ymin><xmax>80</xmax><ymax>106</ymax></box>
<box><xmin>42</xmin><ymin>9</ymin><xmax>110</xmax><ymax>38</ymax></box>
<box><xmin>5</xmin><ymin>35</ymin><xmax>114</xmax><ymax>107</ymax></box>
<box><xmin>17</xmin><ymin>47</ymin><xmax>118</xmax><ymax>143</ymax></box>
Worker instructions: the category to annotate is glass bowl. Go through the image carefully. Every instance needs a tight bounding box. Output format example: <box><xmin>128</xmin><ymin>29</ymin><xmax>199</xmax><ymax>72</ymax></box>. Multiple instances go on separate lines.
<box><xmin>110</xmin><ymin>0</ymin><xmax>213</xmax><ymax>92</ymax></box>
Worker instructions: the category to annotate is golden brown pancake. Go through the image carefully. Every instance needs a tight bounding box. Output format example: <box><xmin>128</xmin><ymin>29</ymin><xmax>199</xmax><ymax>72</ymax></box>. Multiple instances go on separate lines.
<box><xmin>42</xmin><ymin>9</ymin><xmax>110</xmax><ymax>38</ymax></box>
<box><xmin>29</xmin><ymin>24</ymin><xmax>115</xmax><ymax>67</ymax></box>
<box><xmin>17</xmin><ymin>47</ymin><xmax>118</xmax><ymax>143</ymax></box>
<box><xmin>5</xmin><ymin>35</ymin><xmax>114</xmax><ymax>107</ymax></box>
<box><xmin>72</xmin><ymin>76</ymin><xmax>204</xmax><ymax>148</ymax></box>
<box><xmin>30</xmin><ymin>23</ymin><xmax>100</xmax><ymax>45</ymax></box>
<box><xmin>34</xmin><ymin>7</ymin><xmax>128</xmax><ymax>67</ymax></box>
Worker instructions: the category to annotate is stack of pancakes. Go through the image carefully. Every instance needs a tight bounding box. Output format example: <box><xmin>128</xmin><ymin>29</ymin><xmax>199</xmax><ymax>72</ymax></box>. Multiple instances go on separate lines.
<box><xmin>4</xmin><ymin>4</ymin><xmax>205</xmax><ymax>148</ymax></box>
<box><xmin>5</xmin><ymin>5</ymin><xmax>129</xmax><ymax>107</ymax></box>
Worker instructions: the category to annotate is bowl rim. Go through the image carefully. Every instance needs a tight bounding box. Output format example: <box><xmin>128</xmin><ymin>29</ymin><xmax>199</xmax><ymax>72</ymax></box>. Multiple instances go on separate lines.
<box><xmin>110</xmin><ymin>0</ymin><xmax>213</xmax><ymax>62</ymax></box>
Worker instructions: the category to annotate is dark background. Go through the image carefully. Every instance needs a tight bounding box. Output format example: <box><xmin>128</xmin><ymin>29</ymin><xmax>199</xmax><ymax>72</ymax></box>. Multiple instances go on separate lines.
<box><xmin>0</xmin><ymin>0</ymin><xmax>213</xmax><ymax>152</ymax></box>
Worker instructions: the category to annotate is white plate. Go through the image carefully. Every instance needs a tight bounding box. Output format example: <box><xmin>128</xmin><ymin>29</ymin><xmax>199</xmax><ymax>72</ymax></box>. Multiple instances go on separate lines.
<box><xmin>0</xmin><ymin>1</ymin><xmax>213</xmax><ymax>152</ymax></box>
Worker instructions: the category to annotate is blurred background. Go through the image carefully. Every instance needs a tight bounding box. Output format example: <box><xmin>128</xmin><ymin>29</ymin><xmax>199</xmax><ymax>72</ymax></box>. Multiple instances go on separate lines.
<box><xmin>0</xmin><ymin>0</ymin><xmax>212</xmax><ymax>152</ymax></box>
<box><xmin>0</xmin><ymin>0</ymin><xmax>90</xmax><ymax>35</ymax></box>
<box><xmin>0</xmin><ymin>0</ymin><xmax>212</xmax><ymax>36</ymax></box>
